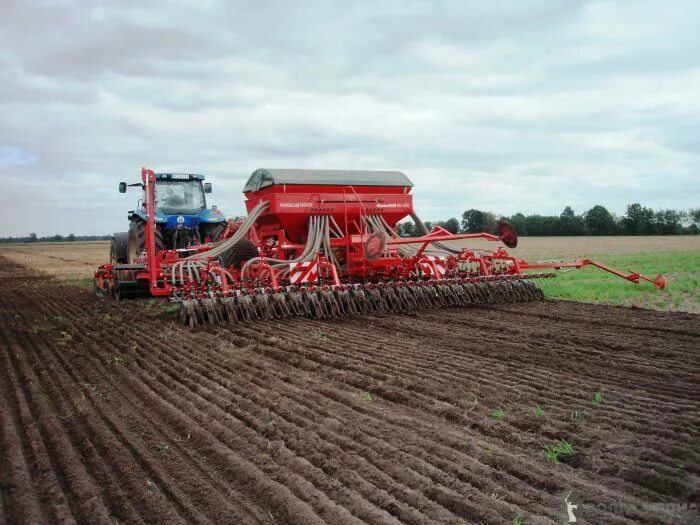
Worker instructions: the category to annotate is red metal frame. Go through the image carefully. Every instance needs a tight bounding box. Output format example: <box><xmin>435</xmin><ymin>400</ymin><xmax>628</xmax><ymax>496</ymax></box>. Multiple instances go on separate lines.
<box><xmin>519</xmin><ymin>259</ymin><xmax>667</xmax><ymax>288</ymax></box>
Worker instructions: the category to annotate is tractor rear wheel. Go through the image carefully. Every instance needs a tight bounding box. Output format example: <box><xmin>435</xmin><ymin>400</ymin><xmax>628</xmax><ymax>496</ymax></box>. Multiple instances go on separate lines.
<box><xmin>221</xmin><ymin>239</ymin><xmax>259</xmax><ymax>269</ymax></box>
<box><xmin>128</xmin><ymin>219</ymin><xmax>165</xmax><ymax>262</ymax></box>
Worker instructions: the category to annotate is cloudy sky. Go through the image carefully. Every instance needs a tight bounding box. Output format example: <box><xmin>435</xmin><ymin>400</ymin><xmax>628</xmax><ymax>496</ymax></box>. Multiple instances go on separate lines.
<box><xmin>1</xmin><ymin>0</ymin><xmax>698</xmax><ymax>236</ymax></box>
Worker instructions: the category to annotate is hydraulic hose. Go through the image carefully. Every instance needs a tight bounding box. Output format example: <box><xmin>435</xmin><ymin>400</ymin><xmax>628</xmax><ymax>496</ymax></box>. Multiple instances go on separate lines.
<box><xmin>169</xmin><ymin>200</ymin><xmax>269</xmax><ymax>288</ymax></box>
<box><xmin>186</xmin><ymin>200</ymin><xmax>269</xmax><ymax>261</ymax></box>
<box><xmin>409</xmin><ymin>211</ymin><xmax>460</xmax><ymax>255</ymax></box>
<box><xmin>241</xmin><ymin>215</ymin><xmax>328</xmax><ymax>280</ymax></box>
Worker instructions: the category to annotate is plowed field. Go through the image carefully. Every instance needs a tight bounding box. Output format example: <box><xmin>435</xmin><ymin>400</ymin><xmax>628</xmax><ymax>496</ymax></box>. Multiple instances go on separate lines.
<box><xmin>1</xmin><ymin>255</ymin><xmax>698</xmax><ymax>524</ymax></box>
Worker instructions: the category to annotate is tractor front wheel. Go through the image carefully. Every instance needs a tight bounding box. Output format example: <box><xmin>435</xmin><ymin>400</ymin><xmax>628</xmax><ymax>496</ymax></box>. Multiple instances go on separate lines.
<box><xmin>200</xmin><ymin>222</ymin><xmax>226</xmax><ymax>243</ymax></box>
<box><xmin>128</xmin><ymin>219</ymin><xmax>165</xmax><ymax>262</ymax></box>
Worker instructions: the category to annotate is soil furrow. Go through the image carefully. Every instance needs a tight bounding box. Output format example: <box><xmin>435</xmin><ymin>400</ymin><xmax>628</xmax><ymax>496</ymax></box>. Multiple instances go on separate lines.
<box><xmin>0</xmin><ymin>255</ymin><xmax>696</xmax><ymax>524</ymax></box>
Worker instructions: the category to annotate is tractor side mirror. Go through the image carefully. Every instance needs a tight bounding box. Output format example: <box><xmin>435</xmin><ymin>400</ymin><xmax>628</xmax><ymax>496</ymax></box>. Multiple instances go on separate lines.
<box><xmin>204</xmin><ymin>183</ymin><xmax>212</xmax><ymax>193</ymax></box>
<box><xmin>119</xmin><ymin>182</ymin><xmax>127</xmax><ymax>193</ymax></box>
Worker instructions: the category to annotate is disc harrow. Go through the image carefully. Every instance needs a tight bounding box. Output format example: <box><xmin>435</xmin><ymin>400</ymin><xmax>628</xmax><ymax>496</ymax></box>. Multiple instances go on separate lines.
<box><xmin>179</xmin><ymin>274</ymin><xmax>552</xmax><ymax>327</ymax></box>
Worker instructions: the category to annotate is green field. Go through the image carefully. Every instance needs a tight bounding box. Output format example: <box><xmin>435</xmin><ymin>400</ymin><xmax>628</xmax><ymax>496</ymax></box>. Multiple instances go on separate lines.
<box><xmin>535</xmin><ymin>251</ymin><xmax>699</xmax><ymax>312</ymax></box>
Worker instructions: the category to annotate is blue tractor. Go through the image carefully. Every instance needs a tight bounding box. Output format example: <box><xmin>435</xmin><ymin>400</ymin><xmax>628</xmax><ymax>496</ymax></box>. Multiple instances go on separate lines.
<box><xmin>111</xmin><ymin>173</ymin><xmax>227</xmax><ymax>264</ymax></box>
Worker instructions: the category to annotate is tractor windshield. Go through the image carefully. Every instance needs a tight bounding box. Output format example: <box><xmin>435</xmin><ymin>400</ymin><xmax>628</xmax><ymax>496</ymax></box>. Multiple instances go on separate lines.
<box><xmin>155</xmin><ymin>180</ymin><xmax>206</xmax><ymax>215</ymax></box>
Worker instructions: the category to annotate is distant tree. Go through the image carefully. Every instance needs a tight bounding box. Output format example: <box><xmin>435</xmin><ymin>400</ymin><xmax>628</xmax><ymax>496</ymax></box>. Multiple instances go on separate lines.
<box><xmin>611</xmin><ymin>212</ymin><xmax>624</xmax><ymax>235</ymax></box>
<box><xmin>584</xmin><ymin>205</ymin><xmax>616</xmax><ymax>235</ymax></box>
<box><xmin>400</xmin><ymin>204</ymin><xmax>698</xmax><ymax>238</ymax></box>
<box><xmin>461</xmin><ymin>209</ymin><xmax>484</xmax><ymax>233</ymax></box>
<box><xmin>653</xmin><ymin>209</ymin><xmax>683</xmax><ymax>235</ymax></box>
<box><xmin>508</xmin><ymin>213</ymin><xmax>527</xmax><ymax>235</ymax></box>
<box><xmin>67</xmin><ymin>233</ymin><xmax>76</xmax><ymax>242</ymax></box>
<box><xmin>397</xmin><ymin>221</ymin><xmax>417</xmax><ymax>237</ymax></box>
<box><xmin>438</xmin><ymin>217</ymin><xmax>460</xmax><ymax>234</ymax></box>
<box><xmin>684</xmin><ymin>208</ymin><xmax>700</xmax><ymax>235</ymax></box>
<box><xmin>524</xmin><ymin>214</ymin><xmax>546</xmax><ymax>236</ymax></box>
<box><xmin>462</xmin><ymin>209</ymin><xmax>497</xmax><ymax>233</ymax></box>
<box><xmin>558</xmin><ymin>206</ymin><xmax>586</xmax><ymax>235</ymax></box>
<box><xmin>542</xmin><ymin>215</ymin><xmax>560</xmax><ymax>235</ymax></box>
<box><xmin>622</xmin><ymin>203</ymin><xmax>655</xmax><ymax>235</ymax></box>
<box><xmin>482</xmin><ymin>212</ymin><xmax>497</xmax><ymax>234</ymax></box>
<box><xmin>29</xmin><ymin>232</ymin><xmax>38</xmax><ymax>243</ymax></box>
<box><xmin>52</xmin><ymin>234</ymin><xmax>64</xmax><ymax>242</ymax></box>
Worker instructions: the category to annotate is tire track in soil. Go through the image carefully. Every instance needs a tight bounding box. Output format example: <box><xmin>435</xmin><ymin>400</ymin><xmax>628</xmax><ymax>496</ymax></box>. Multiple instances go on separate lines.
<box><xmin>22</xmin><ymin>286</ymin><xmax>553</xmax><ymax>523</ymax></box>
<box><xmin>23</xmin><ymin>292</ymin><xmax>351</xmax><ymax>525</ymax></box>
<box><xmin>319</xmin><ymin>312</ymin><xmax>699</xmax><ymax>445</ymax></box>
<box><xmin>83</xmin><ymin>300</ymin><xmax>660</xmax><ymax>520</ymax></box>
<box><xmin>129</xmin><ymin>318</ymin><xmax>544</xmax><ymax>520</ymax></box>
<box><xmin>50</xmin><ymin>298</ymin><xmax>404</xmax><ymax>524</ymax></box>
<box><xmin>0</xmin><ymin>369</ymin><xmax>48</xmax><ymax>524</ymax></box>
<box><xmin>0</xmin><ymin>308</ymin><xmax>112</xmax><ymax>524</ymax></box>
<box><xmin>2</xmin><ymin>291</ymin><xmax>313</xmax><ymax>525</ymax></box>
<box><xmin>209</xmin><ymin>318</ymin><xmax>700</xmax><ymax>498</ymax></box>
<box><xmin>210</xmin><ymin>323</ymin><xmax>671</xmax><ymax>522</ymax></box>
<box><xmin>150</xmin><ymin>312</ymin><xmax>692</xmax><ymax>520</ymax></box>
<box><xmin>42</xmin><ymin>290</ymin><xmax>516</xmax><ymax>520</ymax></box>
<box><xmin>28</xmin><ymin>282</ymin><xmax>696</xmax><ymax>524</ymax></box>
<box><xmin>0</xmin><ymin>297</ymin><xmax>188</xmax><ymax>524</ymax></box>
<box><xmin>328</xmin><ymin>315</ymin><xmax>700</xmax><ymax>458</ymax></box>
<box><xmin>125</xmin><ymin>325</ymin><xmax>484</xmax><ymax>523</ymax></box>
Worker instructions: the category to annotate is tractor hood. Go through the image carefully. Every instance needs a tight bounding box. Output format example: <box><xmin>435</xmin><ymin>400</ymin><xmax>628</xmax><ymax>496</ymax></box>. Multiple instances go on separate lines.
<box><xmin>198</xmin><ymin>208</ymin><xmax>226</xmax><ymax>223</ymax></box>
<box><xmin>146</xmin><ymin>208</ymin><xmax>226</xmax><ymax>229</ymax></box>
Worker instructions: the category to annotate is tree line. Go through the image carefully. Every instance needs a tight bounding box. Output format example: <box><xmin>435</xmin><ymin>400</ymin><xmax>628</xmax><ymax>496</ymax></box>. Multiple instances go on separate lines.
<box><xmin>1</xmin><ymin>203</ymin><xmax>698</xmax><ymax>242</ymax></box>
<box><xmin>398</xmin><ymin>204</ymin><xmax>700</xmax><ymax>237</ymax></box>
<box><xmin>0</xmin><ymin>233</ymin><xmax>112</xmax><ymax>243</ymax></box>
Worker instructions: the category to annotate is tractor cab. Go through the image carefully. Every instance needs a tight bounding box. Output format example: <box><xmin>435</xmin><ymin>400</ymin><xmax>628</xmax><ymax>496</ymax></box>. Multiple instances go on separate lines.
<box><xmin>156</xmin><ymin>174</ymin><xmax>208</xmax><ymax>216</ymax></box>
<box><xmin>113</xmin><ymin>173</ymin><xmax>227</xmax><ymax>264</ymax></box>
<box><xmin>150</xmin><ymin>173</ymin><xmax>216</xmax><ymax>231</ymax></box>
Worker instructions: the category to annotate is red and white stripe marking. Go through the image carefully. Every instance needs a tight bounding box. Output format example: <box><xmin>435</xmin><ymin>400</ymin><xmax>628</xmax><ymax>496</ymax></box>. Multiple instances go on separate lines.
<box><xmin>289</xmin><ymin>261</ymin><xmax>319</xmax><ymax>284</ymax></box>
<box><xmin>419</xmin><ymin>256</ymin><xmax>446</xmax><ymax>277</ymax></box>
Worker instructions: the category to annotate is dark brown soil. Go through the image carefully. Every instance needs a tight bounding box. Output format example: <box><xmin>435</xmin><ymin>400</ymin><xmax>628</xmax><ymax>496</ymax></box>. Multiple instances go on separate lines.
<box><xmin>0</xmin><ymin>256</ymin><xmax>698</xmax><ymax>524</ymax></box>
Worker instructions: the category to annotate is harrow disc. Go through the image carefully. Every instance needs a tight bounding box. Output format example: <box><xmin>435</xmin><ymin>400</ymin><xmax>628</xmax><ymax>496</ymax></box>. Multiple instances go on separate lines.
<box><xmin>93</xmin><ymin>276</ymin><xmax>113</xmax><ymax>298</ymax></box>
<box><xmin>653</xmin><ymin>273</ymin><xmax>667</xmax><ymax>290</ymax></box>
<box><xmin>177</xmin><ymin>276</ymin><xmax>550</xmax><ymax>327</ymax></box>
<box><xmin>498</xmin><ymin>220</ymin><xmax>518</xmax><ymax>249</ymax></box>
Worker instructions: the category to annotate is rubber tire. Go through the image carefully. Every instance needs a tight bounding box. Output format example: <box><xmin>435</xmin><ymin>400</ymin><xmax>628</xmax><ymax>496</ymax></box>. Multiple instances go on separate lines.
<box><xmin>200</xmin><ymin>222</ymin><xmax>226</xmax><ymax>243</ymax></box>
<box><xmin>221</xmin><ymin>239</ymin><xmax>259</xmax><ymax>269</ymax></box>
<box><xmin>128</xmin><ymin>219</ymin><xmax>165</xmax><ymax>262</ymax></box>
<box><xmin>110</xmin><ymin>232</ymin><xmax>129</xmax><ymax>264</ymax></box>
